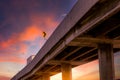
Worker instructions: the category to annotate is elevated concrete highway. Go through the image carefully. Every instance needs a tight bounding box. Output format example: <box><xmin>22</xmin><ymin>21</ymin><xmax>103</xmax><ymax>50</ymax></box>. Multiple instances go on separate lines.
<box><xmin>12</xmin><ymin>0</ymin><xmax>120</xmax><ymax>80</ymax></box>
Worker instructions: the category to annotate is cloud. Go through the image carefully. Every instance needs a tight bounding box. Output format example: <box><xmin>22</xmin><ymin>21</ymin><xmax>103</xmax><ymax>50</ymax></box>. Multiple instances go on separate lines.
<box><xmin>0</xmin><ymin>33</ymin><xmax>27</xmax><ymax>54</ymax></box>
<box><xmin>19</xmin><ymin>26</ymin><xmax>43</xmax><ymax>41</ymax></box>
<box><xmin>1</xmin><ymin>34</ymin><xmax>18</xmax><ymax>49</ymax></box>
<box><xmin>18</xmin><ymin>44</ymin><xmax>28</xmax><ymax>54</ymax></box>
<box><xmin>0</xmin><ymin>55</ymin><xmax>26</xmax><ymax>64</ymax></box>
<box><xmin>29</xmin><ymin>13</ymin><xmax>58</xmax><ymax>31</ymax></box>
<box><xmin>0</xmin><ymin>75</ymin><xmax>10</xmax><ymax>80</ymax></box>
<box><xmin>0</xmin><ymin>0</ymin><xmax>74</xmax><ymax>41</ymax></box>
<box><xmin>0</xmin><ymin>0</ymin><xmax>79</xmax><ymax>79</ymax></box>
<box><xmin>0</xmin><ymin>12</ymin><xmax>59</xmax><ymax>64</ymax></box>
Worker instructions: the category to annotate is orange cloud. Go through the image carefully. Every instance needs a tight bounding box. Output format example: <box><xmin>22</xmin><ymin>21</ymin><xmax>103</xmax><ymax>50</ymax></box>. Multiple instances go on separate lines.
<box><xmin>0</xmin><ymin>56</ymin><xmax>26</xmax><ymax>64</ymax></box>
<box><xmin>0</xmin><ymin>12</ymin><xmax>58</xmax><ymax>49</ymax></box>
<box><xmin>1</xmin><ymin>34</ymin><xmax>18</xmax><ymax>49</ymax></box>
<box><xmin>19</xmin><ymin>26</ymin><xmax>43</xmax><ymax>41</ymax></box>
<box><xmin>17</xmin><ymin>44</ymin><xmax>28</xmax><ymax>54</ymax></box>
<box><xmin>0</xmin><ymin>26</ymin><xmax>42</xmax><ymax>54</ymax></box>
<box><xmin>0</xmin><ymin>13</ymin><xmax>59</xmax><ymax>64</ymax></box>
<box><xmin>30</xmin><ymin>14</ymin><xmax>58</xmax><ymax>29</ymax></box>
<box><xmin>0</xmin><ymin>75</ymin><xmax>10</xmax><ymax>80</ymax></box>
<box><xmin>18</xmin><ymin>14</ymin><xmax>59</xmax><ymax>42</ymax></box>
<box><xmin>0</xmin><ymin>34</ymin><xmax>27</xmax><ymax>64</ymax></box>
<box><xmin>0</xmin><ymin>26</ymin><xmax>42</xmax><ymax>51</ymax></box>
<box><xmin>42</xmin><ymin>16</ymin><xmax>58</xmax><ymax>28</ymax></box>
<box><xmin>0</xmin><ymin>36</ymin><xmax>27</xmax><ymax>54</ymax></box>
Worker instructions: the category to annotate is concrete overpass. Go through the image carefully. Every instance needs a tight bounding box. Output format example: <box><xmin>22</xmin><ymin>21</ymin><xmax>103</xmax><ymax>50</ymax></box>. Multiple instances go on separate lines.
<box><xmin>12</xmin><ymin>0</ymin><xmax>120</xmax><ymax>80</ymax></box>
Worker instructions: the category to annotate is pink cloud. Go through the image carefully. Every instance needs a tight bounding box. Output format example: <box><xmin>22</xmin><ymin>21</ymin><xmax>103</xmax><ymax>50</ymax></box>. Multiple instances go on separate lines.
<box><xmin>1</xmin><ymin>13</ymin><xmax>58</xmax><ymax>46</ymax></box>
<box><xmin>0</xmin><ymin>55</ymin><xmax>26</xmax><ymax>64</ymax></box>
<box><xmin>19</xmin><ymin>26</ymin><xmax>43</xmax><ymax>41</ymax></box>
<box><xmin>30</xmin><ymin>14</ymin><xmax>58</xmax><ymax>28</ymax></box>
<box><xmin>0</xmin><ymin>76</ymin><xmax>10</xmax><ymax>80</ymax></box>
<box><xmin>0</xmin><ymin>13</ymin><xmax>58</xmax><ymax>50</ymax></box>
<box><xmin>18</xmin><ymin>44</ymin><xmax>28</xmax><ymax>54</ymax></box>
<box><xmin>0</xmin><ymin>35</ymin><xmax>28</xmax><ymax>55</ymax></box>
<box><xmin>1</xmin><ymin>34</ymin><xmax>18</xmax><ymax>49</ymax></box>
<box><xmin>0</xmin><ymin>5</ymin><xmax>59</xmax><ymax>64</ymax></box>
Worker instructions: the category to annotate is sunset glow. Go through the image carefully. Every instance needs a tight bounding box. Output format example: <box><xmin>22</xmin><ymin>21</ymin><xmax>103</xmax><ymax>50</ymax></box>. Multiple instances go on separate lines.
<box><xmin>51</xmin><ymin>60</ymin><xmax>99</xmax><ymax>80</ymax></box>
<box><xmin>0</xmin><ymin>0</ymin><xmax>120</xmax><ymax>80</ymax></box>
<box><xmin>0</xmin><ymin>0</ymin><xmax>78</xmax><ymax>79</ymax></box>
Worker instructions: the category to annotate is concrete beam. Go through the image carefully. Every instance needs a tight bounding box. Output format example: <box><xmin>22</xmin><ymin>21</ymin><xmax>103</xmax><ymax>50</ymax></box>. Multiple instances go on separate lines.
<box><xmin>74</xmin><ymin>37</ymin><xmax>120</xmax><ymax>43</ymax></box>
<box><xmin>36</xmin><ymin>71</ymin><xmax>59</xmax><ymax>76</ymax></box>
<box><xmin>47</xmin><ymin>60</ymin><xmax>86</xmax><ymax>66</ymax></box>
<box><xmin>68</xmin><ymin>37</ymin><xmax>120</xmax><ymax>48</ymax></box>
<box><xmin>65</xmin><ymin>0</ymin><xmax>120</xmax><ymax>47</ymax></box>
<box><xmin>61</xmin><ymin>47</ymin><xmax>82</xmax><ymax>60</ymax></box>
<box><xmin>71</xmin><ymin>47</ymin><xmax>96</xmax><ymax>61</ymax></box>
<box><xmin>98</xmin><ymin>43</ymin><xmax>115</xmax><ymax>80</ymax></box>
<box><xmin>61</xmin><ymin>63</ymin><xmax>72</xmax><ymax>80</ymax></box>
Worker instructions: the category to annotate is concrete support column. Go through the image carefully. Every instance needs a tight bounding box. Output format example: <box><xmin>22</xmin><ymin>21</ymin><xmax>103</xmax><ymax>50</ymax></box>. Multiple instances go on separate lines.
<box><xmin>98</xmin><ymin>43</ymin><xmax>115</xmax><ymax>80</ymax></box>
<box><xmin>41</xmin><ymin>73</ymin><xmax>50</xmax><ymax>80</ymax></box>
<box><xmin>61</xmin><ymin>63</ymin><xmax>72</xmax><ymax>80</ymax></box>
<box><xmin>36</xmin><ymin>76</ymin><xmax>42</xmax><ymax>80</ymax></box>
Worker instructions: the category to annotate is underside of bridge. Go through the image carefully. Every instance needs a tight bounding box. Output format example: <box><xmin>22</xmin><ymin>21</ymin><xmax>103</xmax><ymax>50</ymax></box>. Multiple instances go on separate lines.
<box><xmin>12</xmin><ymin>0</ymin><xmax>120</xmax><ymax>80</ymax></box>
<box><xmin>27</xmin><ymin>11</ymin><xmax>120</xmax><ymax>80</ymax></box>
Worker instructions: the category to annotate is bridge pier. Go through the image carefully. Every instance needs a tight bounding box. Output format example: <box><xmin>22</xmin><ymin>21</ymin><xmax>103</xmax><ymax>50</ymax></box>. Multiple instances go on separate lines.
<box><xmin>98</xmin><ymin>43</ymin><xmax>115</xmax><ymax>80</ymax></box>
<box><xmin>61</xmin><ymin>63</ymin><xmax>72</xmax><ymax>80</ymax></box>
<box><xmin>36</xmin><ymin>76</ymin><xmax>42</xmax><ymax>80</ymax></box>
<box><xmin>40</xmin><ymin>73</ymin><xmax>50</xmax><ymax>80</ymax></box>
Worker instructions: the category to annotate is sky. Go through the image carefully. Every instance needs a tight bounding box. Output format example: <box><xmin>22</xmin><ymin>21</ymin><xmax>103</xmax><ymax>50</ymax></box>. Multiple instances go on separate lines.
<box><xmin>0</xmin><ymin>0</ymin><xmax>77</xmax><ymax>79</ymax></box>
<box><xmin>0</xmin><ymin>0</ymin><xmax>119</xmax><ymax>80</ymax></box>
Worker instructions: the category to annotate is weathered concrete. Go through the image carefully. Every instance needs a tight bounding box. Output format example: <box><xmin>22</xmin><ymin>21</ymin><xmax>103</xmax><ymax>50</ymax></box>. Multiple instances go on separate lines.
<box><xmin>98</xmin><ymin>44</ymin><xmax>115</xmax><ymax>80</ymax></box>
<box><xmin>61</xmin><ymin>63</ymin><xmax>72</xmax><ymax>80</ymax></box>
<box><xmin>41</xmin><ymin>73</ymin><xmax>50</xmax><ymax>80</ymax></box>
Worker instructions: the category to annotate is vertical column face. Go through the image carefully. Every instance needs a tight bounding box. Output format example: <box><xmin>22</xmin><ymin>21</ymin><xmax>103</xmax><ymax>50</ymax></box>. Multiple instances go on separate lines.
<box><xmin>36</xmin><ymin>76</ymin><xmax>42</xmax><ymax>80</ymax></box>
<box><xmin>41</xmin><ymin>73</ymin><xmax>50</xmax><ymax>80</ymax></box>
<box><xmin>61</xmin><ymin>63</ymin><xmax>72</xmax><ymax>80</ymax></box>
<box><xmin>98</xmin><ymin>43</ymin><xmax>115</xmax><ymax>80</ymax></box>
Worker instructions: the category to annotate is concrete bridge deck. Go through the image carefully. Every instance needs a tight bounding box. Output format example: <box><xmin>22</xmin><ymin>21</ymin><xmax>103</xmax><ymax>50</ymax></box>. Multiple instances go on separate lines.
<box><xmin>12</xmin><ymin>0</ymin><xmax>120</xmax><ymax>80</ymax></box>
